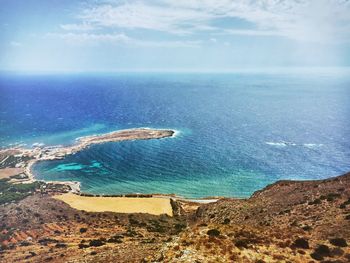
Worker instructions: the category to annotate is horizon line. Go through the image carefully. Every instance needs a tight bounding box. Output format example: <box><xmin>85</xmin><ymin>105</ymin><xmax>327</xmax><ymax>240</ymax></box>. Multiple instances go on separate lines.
<box><xmin>1</xmin><ymin>67</ymin><xmax>350</xmax><ymax>75</ymax></box>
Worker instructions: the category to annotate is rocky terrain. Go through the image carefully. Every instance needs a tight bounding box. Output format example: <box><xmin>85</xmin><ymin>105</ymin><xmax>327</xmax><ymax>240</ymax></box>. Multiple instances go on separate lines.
<box><xmin>160</xmin><ymin>173</ymin><xmax>350</xmax><ymax>262</ymax></box>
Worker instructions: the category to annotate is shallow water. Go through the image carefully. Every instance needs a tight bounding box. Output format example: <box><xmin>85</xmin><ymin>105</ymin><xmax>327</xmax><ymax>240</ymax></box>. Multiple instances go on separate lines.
<box><xmin>1</xmin><ymin>71</ymin><xmax>350</xmax><ymax>198</ymax></box>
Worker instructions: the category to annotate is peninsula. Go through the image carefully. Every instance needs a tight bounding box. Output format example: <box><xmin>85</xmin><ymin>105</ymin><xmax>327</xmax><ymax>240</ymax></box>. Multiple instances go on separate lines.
<box><xmin>0</xmin><ymin>128</ymin><xmax>175</xmax><ymax>184</ymax></box>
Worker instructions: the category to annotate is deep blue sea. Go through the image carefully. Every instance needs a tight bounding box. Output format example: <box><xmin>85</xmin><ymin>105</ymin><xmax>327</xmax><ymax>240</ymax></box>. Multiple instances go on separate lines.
<box><xmin>1</xmin><ymin>71</ymin><xmax>350</xmax><ymax>198</ymax></box>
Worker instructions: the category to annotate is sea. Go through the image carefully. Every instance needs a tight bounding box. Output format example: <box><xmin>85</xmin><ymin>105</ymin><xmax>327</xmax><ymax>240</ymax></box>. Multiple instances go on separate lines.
<box><xmin>1</xmin><ymin>70</ymin><xmax>349</xmax><ymax>198</ymax></box>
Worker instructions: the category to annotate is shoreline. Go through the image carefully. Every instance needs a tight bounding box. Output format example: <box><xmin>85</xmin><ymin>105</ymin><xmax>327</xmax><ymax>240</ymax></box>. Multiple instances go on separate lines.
<box><xmin>12</xmin><ymin>126</ymin><xmax>219</xmax><ymax>203</ymax></box>
<box><xmin>1</xmin><ymin>128</ymin><xmax>175</xmax><ymax>195</ymax></box>
<box><xmin>2</xmin><ymin>126</ymin><xmax>347</xmax><ymax>204</ymax></box>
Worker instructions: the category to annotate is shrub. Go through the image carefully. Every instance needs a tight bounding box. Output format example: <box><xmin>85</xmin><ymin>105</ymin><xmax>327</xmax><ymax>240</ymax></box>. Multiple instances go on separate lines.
<box><xmin>79</xmin><ymin>228</ymin><xmax>87</xmax><ymax>233</ymax></box>
<box><xmin>310</xmin><ymin>252</ymin><xmax>323</xmax><ymax>261</ymax></box>
<box><xmin>329</xmin><ymin>238</ymin><xmax>347</xmax><ymax>247</ymax></box>
<box><xmin>207</xmin><ymin>229</ymin><xmax>220</xmax><ymax>237</ymax></box>
<box><xmin>326</xmin><ymin>193</ymin><xmax>341</xmax><ymax>202</ymax></box>
<box><xmin>312</xmin><ymin>244</ymin><xmax>330</xmax><ymax>260</ymax></box>
<box><xmin>315</xmin><ymin>245</ymin><xmax>331</xmax><ymax>257</ymax></box>
<box><xmin>330</xmin><ymin>247</ymin><xmax>344</xmax><ymax>257</ymax></box>
<box><xmin>38</xmin><ymin>238</ymin><xmax>58</xmax><ymax>245</ymax></box>
<box><xmin>340</xmin><ymin>203</ymin><xmax>346</xmax><ymax>209</ymax></box>
<box><xmin>292</xmin><ymin>238</ymin><xmax>309</xmax><ymax>249</ymax></box>
<box><xmin>107</xmin><ymin>236</ymin><xmax>123</xmax><ymax>243</ymax></box>
<box><xmin>0</xmin><ymin>181</ymin><xmax>41</xmax><ymax>205</ymax></box>
<box><xmin>223</xmin><ymin>218</ymin><xmax>230</xmax><ymax>224</ymax></box>
<box><xmin>234</xmin><ymin>239</ymin><xmax>250</xmax><ymax>249</ymax></box>
<box><xmin>174</xmin><ymin>223</ymin><xmax>186</xmax><ymax>232</ymax></box>
<box><xmin>302</xmin><ymin>225</ymin><xmax>312</xmax><ymax>231</ymax></box>
<box><xmin>89</xmin><ymin>239</ymin><xmax>105</xmax><ymax>247</ymax></box>
<box><xmin>55</xmin><ymin>243</ymin><xmax>67</xmax><ymax>248</ymax></box>
<box><xmin>78</xmin><ymin>243</ymin><xmax>89</xmax><ymax>249</ymax></box>
<box><xmin>308</xmin><ymin>198</ymin><xmax>321</xmax><ymax>205</ymax></box>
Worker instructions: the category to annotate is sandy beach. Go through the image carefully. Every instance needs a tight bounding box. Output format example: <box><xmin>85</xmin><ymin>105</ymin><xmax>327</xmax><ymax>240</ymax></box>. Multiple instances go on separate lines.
<box><xmin>54</xmin><ymin>193</ymin><xmax>173</xmax><ymax>216</ymax></box>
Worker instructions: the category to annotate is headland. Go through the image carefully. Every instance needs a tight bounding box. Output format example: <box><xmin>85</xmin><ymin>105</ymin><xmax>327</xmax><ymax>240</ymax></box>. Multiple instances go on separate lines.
<box><xmin>0</xmin><ymin>128</ymin><xmax>175</xmax><ymax>188</ymax></box>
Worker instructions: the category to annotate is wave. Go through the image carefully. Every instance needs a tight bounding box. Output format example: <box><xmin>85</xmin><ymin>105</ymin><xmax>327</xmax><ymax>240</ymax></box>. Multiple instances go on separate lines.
<box><xmin>303</xmin><ymin>143</ymin><xmax>324</xmax><ymax>148</ymax></box>
<box><xmin>265</xmin><ymin>141</ymin><xmax>295</xmax><ymax>147</ymax></box>
<box><xmin>32</xmin><ymin>142</ymin><xmax>45</xmax><ymax>148</ymax></box>
<box><xmin>266</xmin><ymin>141</ymin><xmax>324</xmax><ymax>148</ymax></box>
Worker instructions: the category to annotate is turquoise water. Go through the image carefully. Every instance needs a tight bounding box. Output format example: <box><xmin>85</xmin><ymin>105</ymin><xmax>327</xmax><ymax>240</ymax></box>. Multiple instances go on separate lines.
<box><xmin>1</xmin><ymin>71</ymin><xmax>350</xmax><ymax>198</ymax></box>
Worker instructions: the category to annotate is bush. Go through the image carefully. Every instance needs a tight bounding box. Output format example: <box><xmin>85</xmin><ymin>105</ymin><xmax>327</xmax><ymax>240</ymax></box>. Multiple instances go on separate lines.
<box><xmin>55</xmin><ymin>243</ymin><xmax>67</xmax><ymax>248</ymax></box>
<box><xmin>326</xmin><ymin>193</ymin><xmax>341</xmax><ymax>202</ymax></box>
<box><xmin>0</xmin><ymin>181</ymin><xmax>41</xmax><ymax>205</ymax></box>
<box><xmin>329</xmin><ymin>238</ymin><xmax>347</xmax><ymax>247</ymax></box>
<box><xmin>38</xmin><ymin>238</ymin><xmax>58</xmax><ymax>245</ymax></box>
<box><xmin>107</xmin><ymin>236</ymin><xmax>123</xmax><ymax>243</ymax></box>
<box><xmin>310</xmin><ymin>252</ymin><xmax>323</xmax><ymax>261</ymax></box>
<box><xmin>174</xmin><ymin>223</ymin><xmax>186</xmax><ymax>233</ymax></box>
<box><xmin>315</xmin><ymin>244</ymin><xmax>330</xmax><ymax>256</ymax></box>
<box><xmin>207</xmin><ymin>229</ymin><xmax>220</xmax><ymax>237</ymax></box>
<box><xmin>292</xmin><ymin>238</ymin><xmax>309</xmax><ymax>249</ymax></box>
<box><xmin>78</xmin><ymin>243</ymin><xmax>89</xmax><ymax>249</ymax></box>
<box><xmin>330</xmin><ymin>247</ymin><xmax>344</xmax><ymax>257</ymax></box>
<box><xmin>302</xmin><ymin>225</ymin><xmax>312</xmax><ymax>231</ymax></box>
<box><xmin>223</xmin><ymin>218</ymin><xmax>230</xmax><ymax>224</ymax></box>
<box><xmin>308</xmin><ymin>198</ymin><xmax>321</xmax><ymax>205</ymax></box>
<box><xmin>79</xmin><ymin>228</ymin><xmax>87</xmax><ymax>233</ymax></box>
<box><xmin>89</xmin><ymin>239</ymin><xmax>105</xmax><ymax>247</ymax></box>
<box><xmin>234</xmin><ymin>239</ymin><xmax>250</xmax><ymax>249</ymax></box>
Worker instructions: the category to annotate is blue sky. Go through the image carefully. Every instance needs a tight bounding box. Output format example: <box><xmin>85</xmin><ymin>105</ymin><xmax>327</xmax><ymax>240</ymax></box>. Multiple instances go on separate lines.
<box><xmin>1</xmin><ymin>0</ymin><xmax>350</xmax><ymax>71</ymax></box>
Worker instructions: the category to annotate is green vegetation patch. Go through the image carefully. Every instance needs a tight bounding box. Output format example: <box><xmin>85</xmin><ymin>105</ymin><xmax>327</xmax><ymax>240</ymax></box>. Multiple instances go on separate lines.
<box><xmin>0</xmin><ymin>178</ymin><xmax>42</xmax><ymax>205</ymax></box>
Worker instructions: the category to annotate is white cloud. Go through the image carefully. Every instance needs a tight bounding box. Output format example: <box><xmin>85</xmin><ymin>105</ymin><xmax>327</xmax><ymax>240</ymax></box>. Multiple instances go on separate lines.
<box><xmin>60</xmin><ymin>23</ymin><xmax>96</xmax><ymax>31</ymax></box>
<box><xmin>47</xmin><ymin>32</ymin><xmax>131</xmax><ymax>44</ymax></box>
<box><xmin>47</xmin><ymin>32</ymin><xmax>201</xmax><ymax>48</ymax></box>
<box><xmin>73</xmin><ymin>0</ymin><xmax>350</xmax><ymax>43</ymax></box>
<box><xmin>223</xmin><ymin>29</ymin><xmax>284</xmax><ymax>37</ymax></box>
<box><xmin>79</xmin><ymin>2</ymin><xmax>213</xmax><ymax>35</ymax></box>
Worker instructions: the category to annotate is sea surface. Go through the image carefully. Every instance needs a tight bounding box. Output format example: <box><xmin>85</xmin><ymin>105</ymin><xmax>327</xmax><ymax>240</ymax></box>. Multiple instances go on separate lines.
<box><xmin>1</xmin><ymin>70</ymin><xmax>350</xmax><ymax>198</ymax></box>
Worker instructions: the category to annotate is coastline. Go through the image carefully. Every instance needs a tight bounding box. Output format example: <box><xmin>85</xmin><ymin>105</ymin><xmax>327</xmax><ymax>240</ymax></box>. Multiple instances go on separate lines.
<box><xmin>2</xmin><ymin>126</ymin><xmax>347</xmax><ymax>207</ymax></box>
<box><xmin>3</xmin><ymin>126</ymin><xmax>346</xmax><ymax>203</ymax></box>
<box><xmin>1</xmin><ymin>128</ymin><xmax>176</xmax><ymax>194</ymax></box>
<box><xmin>1</xmin><ymin>133</ymin><xmax>350</xmax><ymax>262</ymax></box>
<box><xmin>0</xmin><ymin>127</ymin><xmax>222</xmax><ymax>217</ymax></box>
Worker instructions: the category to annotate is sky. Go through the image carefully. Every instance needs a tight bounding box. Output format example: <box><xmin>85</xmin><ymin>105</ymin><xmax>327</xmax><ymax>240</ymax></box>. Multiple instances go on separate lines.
<box><xmin>1</xmin><ymin>0</ymin><xmax>350</xmax><ymax>72</ymax></box>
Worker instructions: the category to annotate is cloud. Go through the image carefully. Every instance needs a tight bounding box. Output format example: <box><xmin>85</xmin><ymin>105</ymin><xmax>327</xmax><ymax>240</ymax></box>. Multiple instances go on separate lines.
<box><xmin>47</xmin><ymin>32</ymin><xmax>201</xmax><ymax>48</ymax></box>
<box><xmin>223</xmin><ymin>29</ymin><xmax>284</xmax><ymax>37</ymax></box>
<box><xmin>60</xmin><ymin>23</ymin><xmax>96</xmax><ymax>31</ymax></box>
<box><xmin>47</xmin><ymin>32</ymin><xmax>131</xmax><ymax>44</ymax></box>
<box><xmin>72</xmin><ymin>0</ymin><xmax>350</xmax><ymax>43</ymax></box>
<box><xmin>78</xmin><ymin>2</ymin><xmax>213</xmax><ymax>35</ymax></box>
